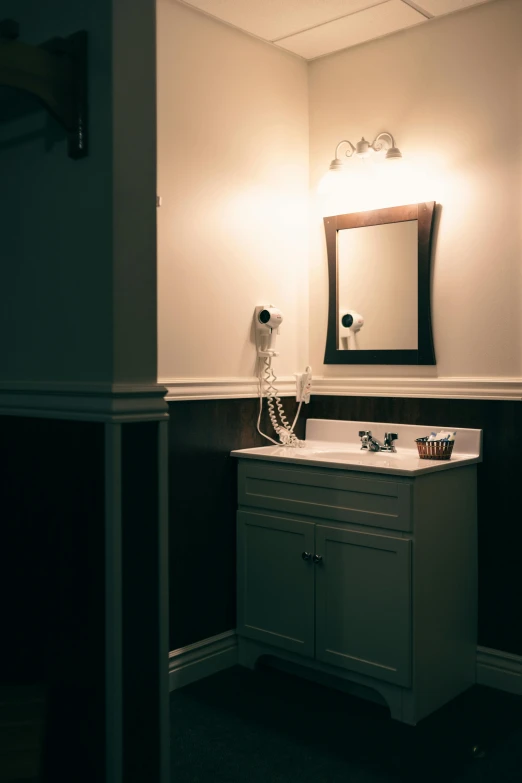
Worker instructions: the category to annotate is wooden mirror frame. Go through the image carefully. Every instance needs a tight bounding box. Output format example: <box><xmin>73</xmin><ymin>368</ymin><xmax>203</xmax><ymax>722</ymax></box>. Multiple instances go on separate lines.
<box><xmin>324</xmin><ymin>201</ymin><xmax>436</xmax><ymax>365</ymax></box>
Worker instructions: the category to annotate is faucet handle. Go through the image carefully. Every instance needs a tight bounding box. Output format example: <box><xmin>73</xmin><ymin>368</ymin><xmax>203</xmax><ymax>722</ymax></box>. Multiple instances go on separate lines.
<box><xmin>359</xmin><ymin>430</ymin><xmax>371</xmax><ymax>438</ymax></box>
<box><xmin>384</xmin><ymin>432</ymin><xmax>398</xmax><ymax>444</ymax></box>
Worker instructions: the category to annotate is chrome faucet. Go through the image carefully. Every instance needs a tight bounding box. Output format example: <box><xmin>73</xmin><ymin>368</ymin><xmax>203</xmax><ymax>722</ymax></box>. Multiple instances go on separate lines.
<box><xmin>383</xmin><ymin>432</ymin><xmax>398</xmax><ymax>452</ymax></box>
<box><xmin>358</xmin><ymin>430</ymin><xmax>381</xmax><ymax>452</ymax></box>
<box><xmin>359</xmin><ymin>430</ymin><xmax>398</xmax><ymax>453</ymax></box>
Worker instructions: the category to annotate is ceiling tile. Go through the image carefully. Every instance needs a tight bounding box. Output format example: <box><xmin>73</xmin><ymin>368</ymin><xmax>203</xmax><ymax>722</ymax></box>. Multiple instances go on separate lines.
<box><xmin>412</xmin><ymin>0</ymin><xmax>492</xmax><ymax>15</ymax></box>
<box><xmin>275</xmin><ymin>0</ymin><xmax>425</xmax><ymax>59</ymax></box>
<box><xmin>180</xmin><ymin>0</ymin><xmax>386</xmax><ymax>42</ymax></box>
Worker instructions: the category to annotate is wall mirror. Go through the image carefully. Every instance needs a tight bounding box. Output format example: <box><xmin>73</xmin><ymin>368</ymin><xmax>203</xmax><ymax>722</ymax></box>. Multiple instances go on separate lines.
<box><xmin>324</xmin><ymin>202</ymin><xmax>436</xmax><ymax>365</ymax></box>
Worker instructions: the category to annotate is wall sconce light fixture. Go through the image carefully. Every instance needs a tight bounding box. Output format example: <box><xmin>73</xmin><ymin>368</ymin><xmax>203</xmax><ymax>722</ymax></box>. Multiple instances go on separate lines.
<box><xmin>328</xmin><ymin>131</ymin><xmax>402</xmax><ymax>171</ymax></box>
<box><xmin>318</xmin><ymin>131</ymin><xmax>402</xmax><ymax>200</ymax></box>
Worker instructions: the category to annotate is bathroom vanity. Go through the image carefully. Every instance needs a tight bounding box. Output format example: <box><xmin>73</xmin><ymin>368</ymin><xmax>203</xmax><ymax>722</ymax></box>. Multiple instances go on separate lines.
<box><xmin>232</xmin><ymin>419</ymin><xmax>482</xmax><ymax>725</ymax></box>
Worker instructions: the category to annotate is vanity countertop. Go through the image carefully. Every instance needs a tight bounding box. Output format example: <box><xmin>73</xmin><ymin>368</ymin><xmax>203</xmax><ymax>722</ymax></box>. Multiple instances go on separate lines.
<box><xmin>231</xmin><ymin>419</ymin><xmax>482</xmax><ymax>477</ymax></box>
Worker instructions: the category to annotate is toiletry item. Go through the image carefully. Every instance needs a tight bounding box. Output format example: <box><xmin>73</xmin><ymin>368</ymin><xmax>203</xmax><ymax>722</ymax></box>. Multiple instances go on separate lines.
<box><xmin>427</xmin><ymin>430</ymin><xmax>456</xmax><ymax>442</ymax></box>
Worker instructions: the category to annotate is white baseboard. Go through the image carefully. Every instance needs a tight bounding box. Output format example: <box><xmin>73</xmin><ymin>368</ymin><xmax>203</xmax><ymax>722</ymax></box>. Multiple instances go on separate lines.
<box><xmin>168</xmin><ymin>635</ymin><xmax>522</xmax><ymax>699</ymax></box>
<box><xmin>476</xmin><ymin>646</ymin><xmax>522</xmax><ymax>695</ymax></box>
<box><xmin>169</xmin><ymin>631</ymin><xmax>238</xmax><ymax>692</ymax></box>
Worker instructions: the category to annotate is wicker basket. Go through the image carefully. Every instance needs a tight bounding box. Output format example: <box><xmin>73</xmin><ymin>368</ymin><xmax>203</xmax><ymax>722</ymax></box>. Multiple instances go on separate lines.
<box><xmin>415</xmin><ymin>437</ymin><xmax>454</xmax><ymax>460</ymax></box>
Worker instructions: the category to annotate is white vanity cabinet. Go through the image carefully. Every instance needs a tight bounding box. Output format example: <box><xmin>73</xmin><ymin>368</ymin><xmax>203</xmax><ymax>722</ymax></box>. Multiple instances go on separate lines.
<box><xmin>235</xmin><ymin>458</ymin><xmax>478</xmax><ymax>725</ymax></box>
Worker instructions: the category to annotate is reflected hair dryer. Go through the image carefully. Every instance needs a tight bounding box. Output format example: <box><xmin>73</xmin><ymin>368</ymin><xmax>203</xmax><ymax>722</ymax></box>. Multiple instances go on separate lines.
<box><xmin>339</xmin><ymin>310</ymin><xmax>364</xmax><ymax>350</ymax></box>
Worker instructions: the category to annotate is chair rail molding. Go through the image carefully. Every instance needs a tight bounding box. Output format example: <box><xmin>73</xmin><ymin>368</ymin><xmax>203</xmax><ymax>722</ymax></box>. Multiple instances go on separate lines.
<box><xmin>162</xmin><ymin>376</ymin><xmax>522</xmax><ymax>402</ymax></box>
<box><xmin>163</xmin><ymin>377</ymin><xmax>297</xmax><ymax>401</ymax></box>
<box><xmin>312</xmin><ymin>376</ymin><xmax>522</xmax><ymax>401</ymax></box>
<box><xmin>0</xmin><ymin>381</ymin><xmax>169</xmax><ymax>422</ymax></box>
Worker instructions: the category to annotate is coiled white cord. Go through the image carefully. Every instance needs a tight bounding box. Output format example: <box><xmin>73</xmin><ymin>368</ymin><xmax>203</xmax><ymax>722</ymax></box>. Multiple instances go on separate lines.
<box><xmin>257</xmin><ymin>355</ymin><xmax>303</xmax><ymax>447</ymax></box>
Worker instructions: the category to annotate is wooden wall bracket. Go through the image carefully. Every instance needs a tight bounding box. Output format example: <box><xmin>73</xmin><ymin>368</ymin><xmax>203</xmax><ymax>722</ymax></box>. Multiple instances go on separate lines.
<box><xmin>0</xmin><ymin>19</ymin><xmax>88</xmax><ymax>159</ymax></box>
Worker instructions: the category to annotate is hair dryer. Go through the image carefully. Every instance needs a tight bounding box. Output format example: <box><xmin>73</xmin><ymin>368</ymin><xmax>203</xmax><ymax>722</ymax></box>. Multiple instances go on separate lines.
<box><xmin>255</xmin><ymin>306</ymin><xmax>283</xmax><ymax>357</ymax></box>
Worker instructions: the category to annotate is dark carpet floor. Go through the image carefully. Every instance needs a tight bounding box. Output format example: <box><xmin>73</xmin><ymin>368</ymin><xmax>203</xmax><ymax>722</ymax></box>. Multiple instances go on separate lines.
<box><xmin>170</xmin><ymin>665</ymin><xmax>522</xmax><ymax>783</ymax></box>
<box><xmin>0</xmin><ymin>685</ymin><xmax>45</xmax><ymax>783</ymax></box>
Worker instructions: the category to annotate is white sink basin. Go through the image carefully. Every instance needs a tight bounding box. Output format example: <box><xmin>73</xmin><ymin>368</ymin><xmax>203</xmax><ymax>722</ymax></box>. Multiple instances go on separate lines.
<box><xmin>307</xmin><ymin>450</ymin><xmax>361</xmax><ymax>460</ymax></box>
<box><xmin>303</xmin><ymin>448</ymin><xmax>400</xmax><ymax>465</ymax></box>
<box><xmin>231</xmin><ymin>419</ymin><xmax>482</xmax><ymax>476</ymax></box>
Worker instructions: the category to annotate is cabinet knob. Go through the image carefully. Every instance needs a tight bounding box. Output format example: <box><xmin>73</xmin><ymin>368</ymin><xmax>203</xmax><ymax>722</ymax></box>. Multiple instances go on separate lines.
<box><xmin>302</xmin><ymin>551</ymin><xmax>312</xmax><ymax>561</ymax></box>
<box><xmin>313</xmin><ymin>554</ymin><xmax>323</xmax><ymax>563</ymax></box>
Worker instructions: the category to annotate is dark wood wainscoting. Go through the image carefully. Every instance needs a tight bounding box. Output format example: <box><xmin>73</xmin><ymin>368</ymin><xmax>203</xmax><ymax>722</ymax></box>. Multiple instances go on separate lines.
<box><xmin>168</xmin><ymin>395</ymin><xmax>522</xmax><ymax>657</ymax></box>
<box><xmin>167</xmin><ymin>398</ymin><xmax>308</xmax><ymax>650</ymax></box>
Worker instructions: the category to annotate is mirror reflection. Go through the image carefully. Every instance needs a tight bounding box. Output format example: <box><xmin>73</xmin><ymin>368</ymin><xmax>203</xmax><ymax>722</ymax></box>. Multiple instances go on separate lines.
<box><xmin>337</xmin><ymin>220</ymin><xmax>418</xmax><ymax>351</ymax></box>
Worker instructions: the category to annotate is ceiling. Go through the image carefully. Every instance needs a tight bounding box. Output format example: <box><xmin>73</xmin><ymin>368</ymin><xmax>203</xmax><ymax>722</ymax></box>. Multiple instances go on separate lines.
<box><xmin>178</xmin><ymin>0</ymin><xmax>497</xmax><ymax>59</ymax></box>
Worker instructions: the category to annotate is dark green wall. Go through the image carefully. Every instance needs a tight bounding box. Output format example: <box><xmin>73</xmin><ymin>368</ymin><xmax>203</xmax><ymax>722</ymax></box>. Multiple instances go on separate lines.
<box><xmin>0</xmin><ymin>0</ymin><xmax>113</xmax><ymax>383</ymax></box>
<box><xmin>0</xmin><ymin>0</ymin><xmax>157</xmax><ymax>386</ymax></box>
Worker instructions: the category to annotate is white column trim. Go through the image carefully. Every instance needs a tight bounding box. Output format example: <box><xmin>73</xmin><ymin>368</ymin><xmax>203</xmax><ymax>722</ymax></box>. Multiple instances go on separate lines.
<box><xmin>104</xmin><ymin>423</ymin><xmax>123</xmax><ymax>783</ymax></box>
<box><xmin>157</xmin><ymin>419</ymin><xmax>171</xmax><ymax>767</ymax></box>
<box><xmin>162</xmin><ymin>376</ymin><xmax>522</xmax><ymax>402</ymax></box>
<box><xmin>0</xmin><ymin>382</ymin><xmax>169</xmax><ymax>421</ymax></box>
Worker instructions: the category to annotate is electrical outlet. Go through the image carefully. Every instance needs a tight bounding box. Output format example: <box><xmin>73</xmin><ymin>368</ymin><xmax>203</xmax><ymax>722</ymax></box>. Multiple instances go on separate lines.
<box><xmin>295</xmin><ymin>368</ymin><xmax>312</xmax><ymax>403</ymax></box>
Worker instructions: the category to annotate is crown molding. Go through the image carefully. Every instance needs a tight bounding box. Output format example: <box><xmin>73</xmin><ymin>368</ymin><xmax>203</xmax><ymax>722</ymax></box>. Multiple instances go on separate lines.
<box><xmin>162</xmin><ymin>375</ymin><xmax>522</xmax><ymax>402</ymax></box>
<box><xmin>0</xmin><ymin>381</ymin><xmax>169</xmax><ymax>422</ymax></box>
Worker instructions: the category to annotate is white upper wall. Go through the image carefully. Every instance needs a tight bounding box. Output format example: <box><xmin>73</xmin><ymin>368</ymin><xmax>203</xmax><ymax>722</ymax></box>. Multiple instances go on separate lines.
<box><xmin>157</xmin><ymin>0</ymin><xmax>309</xmax><ymax>382</ymax></box>
<box><xmin>158</xmin><ymin>0</ymin><xmax>522</xmax><ymax>386</ymax></box>
<box><xmin>309</xmin><ymin>0</ymin><xmax>522</xmax><ymax>379</ymax></box>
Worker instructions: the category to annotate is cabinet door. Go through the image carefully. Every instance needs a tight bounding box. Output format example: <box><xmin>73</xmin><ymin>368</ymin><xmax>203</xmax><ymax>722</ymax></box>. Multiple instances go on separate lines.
<box><xmin>237</xmin><ymin>510</ymin><xmax>315</xmax><ymax>657</ymax></box>
<box><xmin>315</xmin><ymin>525</ymin><xmax>411</xmax><ymax>686</ymax></box>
